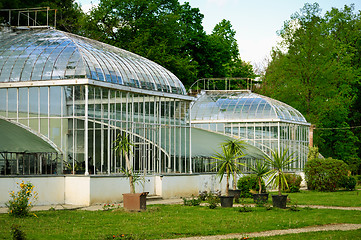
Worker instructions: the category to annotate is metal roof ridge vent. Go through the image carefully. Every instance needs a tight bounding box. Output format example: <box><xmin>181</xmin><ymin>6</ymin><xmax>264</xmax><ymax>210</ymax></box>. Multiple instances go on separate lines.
<box><xmin>0</xmin><ymin>7</ymin><xmax>57</xmax><ymax>29</ymax></box>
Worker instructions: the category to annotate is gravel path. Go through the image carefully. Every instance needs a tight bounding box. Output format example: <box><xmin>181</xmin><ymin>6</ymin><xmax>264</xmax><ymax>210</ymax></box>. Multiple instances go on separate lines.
<box><xmin>166</xmin><ymin>223</ymin><xmax>361</xmax><ymax>240</ymax></box>
<box><xmin>298</xmin><ymin>205</ymin><xmax>361</xmax><ymax>211</ymax></box>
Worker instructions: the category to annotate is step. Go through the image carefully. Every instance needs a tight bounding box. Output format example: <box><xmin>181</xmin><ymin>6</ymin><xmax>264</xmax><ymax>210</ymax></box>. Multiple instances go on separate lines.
<box><xmin>146</xmin><ymin>195</ymin><xmax>163</xmax><ymax>201</ymax></box>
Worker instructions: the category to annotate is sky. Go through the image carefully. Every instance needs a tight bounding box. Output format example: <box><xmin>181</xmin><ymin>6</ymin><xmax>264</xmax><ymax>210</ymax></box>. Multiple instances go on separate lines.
<box><xmin>76</xmin><ymin>0</ymin><xmax>361</xmax><ymax>68</ymax></box>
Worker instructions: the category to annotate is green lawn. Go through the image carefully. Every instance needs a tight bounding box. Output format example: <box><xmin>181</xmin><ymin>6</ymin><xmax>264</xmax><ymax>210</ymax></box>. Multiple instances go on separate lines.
<box><xmin>285</xmin><ymin>190</ymin><xmax>361</xmax><ymax>207</ymax></box>
<box><xmin>1</xmin><ymin>204</ymin><xmax>361</xmax><ymax>239</ymax></box>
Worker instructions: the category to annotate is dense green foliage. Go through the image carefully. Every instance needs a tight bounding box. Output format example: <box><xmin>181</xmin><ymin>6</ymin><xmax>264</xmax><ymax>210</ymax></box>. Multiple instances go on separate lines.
<box><xmin>237</xmin><ymin>174</ymin><xmax>266</xmax><ymax>198</ymax></box>
<box><xmin>339</xmin><ymin>175</ymin><xmax>357</xmax><ymax>191</ymax></box>
<box><xmin>305</xmin><ymin>158</ymin><xmax>349</xmax><ymax>191</ymax></box>
<box><xmin>1</xmin><ymin>203</ymin><xmax>361</xmax><ymax>239</ymax></box>
<box><xmin>283</xmin><ymin>173</ymin><xmax>302</xmax><ymax>193</ymax></box>
<box><xmin>260</xmin><ymin>3</ymin><xmax>361</xmax><ymax>173</ymax></box>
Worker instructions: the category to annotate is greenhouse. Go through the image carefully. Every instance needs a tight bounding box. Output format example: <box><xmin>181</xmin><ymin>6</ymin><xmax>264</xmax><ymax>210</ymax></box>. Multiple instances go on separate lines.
<box><xmin>0</xmin><ymin>26</ymin><xmax>193</xmax><ymax>176</ymax></box>
<box><xmin>0</xmin><ymin>9</ymin><xmax>312</xmax><ymax>206</ymax></box>
<box><xmin>190</xmin><ymin>89</ymin><xmax>310</xmax><ymax>170</ymax></box>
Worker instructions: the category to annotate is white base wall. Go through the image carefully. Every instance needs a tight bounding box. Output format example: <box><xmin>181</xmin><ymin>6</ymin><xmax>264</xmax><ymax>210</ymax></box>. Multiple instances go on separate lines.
<box><xmin>0</xmin><ymin>176</ymin><xmax>65</xmax><ymax>207</ymax></box>
<box><xmin>0</xmin><ymin>173</ymin><xmax>270</xmax><ymax>207</ymax></box>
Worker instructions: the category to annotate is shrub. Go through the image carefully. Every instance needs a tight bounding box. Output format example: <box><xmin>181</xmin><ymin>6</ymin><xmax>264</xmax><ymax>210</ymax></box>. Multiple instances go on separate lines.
<box><xmin>283</xmin><ymin>173</ymin><xmax>302</xmax><ymax>193</ymax></box>
<box><xmin>237</xmin><ymin>174</ymin><xmax>266</xmax><ymax>198</ymax></box>
<box><xmin>198</xmin><ymin>191</ymin><xmax>209</xmax><ymax>201</ymax></box>
<box><xmin>206</xmin><ymin>194</ymin><xmax>219</xmax><ymax>209</ymax></box>
<box><xmin>6</xmin><ymin>181</ymin><xmax>38</xmax><ymax>217</ymax></box>
<box><xmin>339</xmin><ymin>176</ymin><xmax>357</xmax><ymax>191</ymax></box>
<box><xmin>305</xmin><ymin>158</ymin><xmax>348</xmax><ymax>191</ymax></box>
<box><xmin>182</xmin><ymin>196</ymin><xmax>201</xmax><ymax>206</ymax></box>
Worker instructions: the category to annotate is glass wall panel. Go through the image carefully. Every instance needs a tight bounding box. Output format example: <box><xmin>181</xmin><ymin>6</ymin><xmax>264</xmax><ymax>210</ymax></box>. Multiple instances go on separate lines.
<box><xmin>0</xmin><ymin>88</ymin><xmax>6</xmax><ymax>117</ymax></box>
<box><xmin>8</xmin><ymin>88</ymin><xmax>17</xmax><ymax>118</ymax></box>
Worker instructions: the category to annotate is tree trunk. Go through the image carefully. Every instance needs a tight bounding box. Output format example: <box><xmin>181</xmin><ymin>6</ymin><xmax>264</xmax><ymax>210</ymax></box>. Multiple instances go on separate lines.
<box><xmin>258</xmin><ymin>178</ymin><xmax>262</xmax><ymax>194</ymax></box>
<box><xmin>233</xmin><ymin>159</ymin><xmax>237</xmax><ymax>190</ymax></box>
<box><xmin>226</xmin><ymin>166</ymin><xmax>229</xmax><ymax>196</ymax></box>
<box><xmin>278</xmin><ymin>171</ymin><xmax>282</xmax><ymax>196</ymax></box>
<box><xmin>125</xmin><ymin>154</ymin><xmax>135</xmax><ymax>194</ymax></box>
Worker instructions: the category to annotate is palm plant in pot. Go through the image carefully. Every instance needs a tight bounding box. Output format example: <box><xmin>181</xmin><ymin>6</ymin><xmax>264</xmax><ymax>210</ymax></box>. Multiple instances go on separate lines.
<box><xmin>114</xmin><ymin>133</ymin><xmax>147</xmax><ymax>211</ymax></box>
<box><xmin>263</xmin><ymin>148</ymin><xmax>296</xmax><ymax>208</ymax></box>
<box><xmin>249</xmin><ymin>160</ymin><xmax>270</xmax><ymax>204</ymax></box>
<box><xmin>211</xmin><ymin>144</ymin><xmax>244</xmax><ymax>207</ymax></box>
<box><xmin>223</xmin><ymin>139</ymin><xmax>247</xmax><ymax>188</ymax></box>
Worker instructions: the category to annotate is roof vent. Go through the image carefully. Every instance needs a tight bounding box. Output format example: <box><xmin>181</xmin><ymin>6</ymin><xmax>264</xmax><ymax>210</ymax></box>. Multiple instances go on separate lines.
<box><xmin>0</xmin><ymin>7</ymin><xmax>57</xmax><ymax>30</ymax></box>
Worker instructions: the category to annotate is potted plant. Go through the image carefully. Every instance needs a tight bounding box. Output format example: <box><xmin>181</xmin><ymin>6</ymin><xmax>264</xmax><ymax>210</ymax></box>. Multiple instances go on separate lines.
<box><xmin>114</xmin><ymin>133</ymin><xmax>148</xmax><ymax>211</ymax></box>
<box><xmin>248</xmin><ymin>160</ymin><xmax>270</xmax><ymax>203</ymax></box>
<box><xmin>63</xmin><ymin>158</ymin><xmax>80</xmax><ymax>174</ymax></box>
<box><xmin>223</xmin><ymin>139</ymin><xmax>247</xmax><ymax>200</ymax></box>
<box><xmin>211</xmin><ymin>144</ymin><xmax>244</xmax><ymax>207</ymax></box>
<box><xmin>263</xmin><ymin>148</ymin><xmax>296</xmax><ymax>208</ymax></box>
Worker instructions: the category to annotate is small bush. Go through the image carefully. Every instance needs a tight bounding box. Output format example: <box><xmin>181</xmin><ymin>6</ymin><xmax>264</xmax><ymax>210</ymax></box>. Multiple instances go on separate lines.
<box><xmin>237</xmin><ymin>174</ymin><xmax>266</xmax><ymax>198</ymax></box>
<box><xmin>283</xmin><ymin>174</ymin><xmax>302</xmax><ymax>193</ymax></box>
<box><xmin>182</xmin><ymin>196</ymin><xmax>201</xmax><ymax>206</ymax></box>
<box><xmin>206</xmin><ymin>194</ymin><xmax>219</xmax><ymax>209</ymax></box>
<box><xmin>339</xmin><ymin>176</ymin><xmax>357</xmax><ymax>191</ymax></box>
<box><xmin>198</xmin><ymin>191</ymin><xmax>209</xmax><ymax>201</ymax></box>
<box><xmin>103</xmin><ymin>203</ymin><xmax>121</xmax><ymax>211</ymax></box>
<box><xmin>305</xmin><ymin>158</ymin><xmax>348</xmax><ymax>191</ymax></box>
<box><xmin>6</xmin><ymin>181</ymin><xmax>38</xmax><ymax>217</ymax></box>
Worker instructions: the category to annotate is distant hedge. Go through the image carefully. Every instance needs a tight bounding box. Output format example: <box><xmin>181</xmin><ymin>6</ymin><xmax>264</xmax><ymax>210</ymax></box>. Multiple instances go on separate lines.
<box><xmin>305</xmin><ymin>158</ymin><xmax>348</xmax><ymax>191</ymax></box>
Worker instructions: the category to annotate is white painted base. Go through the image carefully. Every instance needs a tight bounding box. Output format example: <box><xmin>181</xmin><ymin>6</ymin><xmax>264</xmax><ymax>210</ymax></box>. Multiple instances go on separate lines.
<box><xmin>1</xmin><ymin>172</ymin><xmax>305</xmax><ymax>207</ymax></box>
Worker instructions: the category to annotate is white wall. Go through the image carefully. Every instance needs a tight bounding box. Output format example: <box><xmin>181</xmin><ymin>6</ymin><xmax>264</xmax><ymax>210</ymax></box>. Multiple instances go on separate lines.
<box><xmin>64</xmin><ymin>176</ymin><xmax>90</xmax><ymax>205</ymax></box>
<box><xmin>0</xmin><ymin>173</ymin><xmax>247</xmax><ymax>207</ymax></box>
<box><xmin>0</xmin><ymin>176</ymin><xmax>65</xmax><ymax>207</ymax></box>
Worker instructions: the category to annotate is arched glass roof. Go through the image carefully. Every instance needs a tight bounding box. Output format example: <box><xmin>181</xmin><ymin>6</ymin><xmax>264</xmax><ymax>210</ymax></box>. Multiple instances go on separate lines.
<box><xmin>191</xmin><ymin>90</ymin><xmax>307</xmax><ymax>123</ymax></box>
<box><xmin>0</xmin><ymin>28</ymin><xmax>186</xmax><ymax>95</ymax></box>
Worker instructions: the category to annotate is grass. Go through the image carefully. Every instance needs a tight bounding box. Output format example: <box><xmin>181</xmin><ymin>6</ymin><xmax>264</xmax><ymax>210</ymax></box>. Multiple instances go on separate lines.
<box><xmin>1</xmin><ymin>204</ymin><xmax>361</xmax><ymax>239</ymax></box>
<box><xmin>286</xmin><ymin>190</ymin><xmax>361</xmax><ymax>207</ymax></box>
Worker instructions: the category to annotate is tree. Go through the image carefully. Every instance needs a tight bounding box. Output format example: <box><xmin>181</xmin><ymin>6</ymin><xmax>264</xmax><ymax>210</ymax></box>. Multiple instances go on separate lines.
<box><xmin>211</xmin><ymin>145</ymin><xmax>244</xmax><ymax>196</ymax></box>
<box><xmin>114</xmin><ymin>133</ymin><xmax>135</xmax><ymax>194</ymax></box>
<box><xmin>260</xmin><ymin>3</ymin><xmax>361</xmax><ymax>169</ymax></box>
<box><xmin>223</xmin><ymin>139</ymin><xmax>247</xmax><ymax>190</ymax></box>
<box><xmin>249</xmin><ymin>160</ymin><xmax>269</xmax><ymax>194</ymax></box>
<box><xmin>263</xmin><ymin>149</ymin><xmax>296</xmax><ymax>196</ymax></box>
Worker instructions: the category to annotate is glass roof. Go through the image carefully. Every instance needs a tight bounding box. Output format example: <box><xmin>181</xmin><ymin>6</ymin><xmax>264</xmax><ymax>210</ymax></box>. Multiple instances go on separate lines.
<box><xmin>191</xmin><ymin>90</ymin><xmax>307</xmax><ymax>123</ymax></box>
<box><xmin>0</xmin><ymin>28</ymin><xmax>186</xmax><ymax>95</ymax></box>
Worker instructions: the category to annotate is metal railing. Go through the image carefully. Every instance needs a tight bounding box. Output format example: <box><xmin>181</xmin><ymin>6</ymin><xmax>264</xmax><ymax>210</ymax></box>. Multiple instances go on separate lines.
<box><xmin>0</xmin><ymin>7</ymin><xmax>57</xmax><ymax>29</ymax></box>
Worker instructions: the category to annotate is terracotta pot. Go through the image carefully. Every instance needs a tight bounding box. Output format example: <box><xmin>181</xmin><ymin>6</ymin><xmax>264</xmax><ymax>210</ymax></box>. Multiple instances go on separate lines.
<box><xmin>122</xmin><ymin>192</ymin><xmax>148</xmax><ymax>211</ymax></box>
